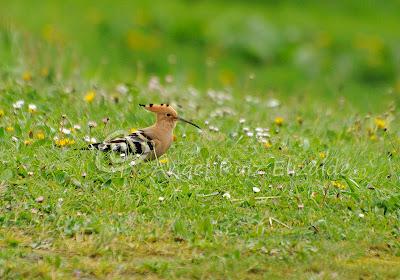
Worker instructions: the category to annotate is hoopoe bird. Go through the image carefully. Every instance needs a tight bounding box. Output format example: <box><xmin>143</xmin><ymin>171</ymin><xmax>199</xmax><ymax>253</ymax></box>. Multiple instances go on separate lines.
<box><xmin>89</xmin><ymin>104</ymin><xmax>201</xmax><ymax>161</ymax></box>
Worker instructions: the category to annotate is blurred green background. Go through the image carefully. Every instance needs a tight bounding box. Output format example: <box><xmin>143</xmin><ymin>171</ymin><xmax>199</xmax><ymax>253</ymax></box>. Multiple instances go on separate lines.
<box><xmin>1</xmin><ymin>0</ymin><xmax>400</xmax><ymax>105</ymax></box>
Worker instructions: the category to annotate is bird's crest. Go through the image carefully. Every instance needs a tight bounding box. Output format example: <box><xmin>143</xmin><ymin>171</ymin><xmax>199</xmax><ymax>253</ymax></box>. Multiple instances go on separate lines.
<box><xmin>139</xmin><ymin>103</ymin><xmax>177</xmax><ymax>116</ymax></box>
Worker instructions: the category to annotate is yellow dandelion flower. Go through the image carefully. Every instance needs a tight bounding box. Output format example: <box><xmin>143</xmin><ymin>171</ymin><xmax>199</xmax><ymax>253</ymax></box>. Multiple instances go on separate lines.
<box><xmin>22</xmin><ymin>71</ymin><xmax>32</xmax><ymax>81</ymax></box>
<box><xmin>55</xmin><ymin>138</ymin><xmax>75</xmax><ymax>147</ymax></box>
<box><xmin>332</xmin><ymin>181</ymin><xmax>346</xmax><ymax>189</ymax></box>
<box><xmin>374</xmin><ymin>117</ymin><xmax>386</xmax><ymax>130</ymax></box>
<box><xmin>159</xmin><ymin>158</ymin><xmax>169</xmax><ymax>164</ymax></box>
<box><xmin>35</xmin><ymin>131</ymin><xmax>45</xmax><ymax>140</ymax></box>
<box><xmin>129</xmin><ymin>128</ymin><xmax>138</xmax><ymax>133</ymax></box>
<box><xmin>0</xmin><ymin>109</ymin><xmax>4</xmax><ymax>117</ymax></box>
<box><xmin>264</xmin><ymin>141</ymin><xmax>272</xmax><ymax>149</ymax></box>
<box><xmin>5</xmin><ymin>126</ymin><xmax>14</xmax><ymax>132</ymax></box>
<box><xmin>84</xmin><ymin>90</ymin><xmax>96</xmax><ymax>103</ymax></box>
<box><xmin>274</xmin><ymin>116</ymin><xmax>284</xmax><ymax>126</ymax></box>
<box><xmin>24</xmin><ymin>139</ymin><xmax>32</xmax><ymax>145</ymax></box>
<box><xmin>319</xmin><ymin>152</ymin><xmax>326</xmax><ymax>159</ymax></box>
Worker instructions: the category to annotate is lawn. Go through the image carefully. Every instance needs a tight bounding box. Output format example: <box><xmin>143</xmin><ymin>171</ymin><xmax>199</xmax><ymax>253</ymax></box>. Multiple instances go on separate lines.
<box><xmin>0</xmin><ymin>1</ymin><xmax>399</xmax><ymax>279</ymax></box>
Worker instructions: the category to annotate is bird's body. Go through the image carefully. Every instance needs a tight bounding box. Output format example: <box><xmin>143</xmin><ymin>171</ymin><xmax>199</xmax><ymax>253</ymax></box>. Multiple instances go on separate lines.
<box><xmin>89</xmin><ymin>104</ymin><xmax>200</xmax><ymax>161</ymax></box>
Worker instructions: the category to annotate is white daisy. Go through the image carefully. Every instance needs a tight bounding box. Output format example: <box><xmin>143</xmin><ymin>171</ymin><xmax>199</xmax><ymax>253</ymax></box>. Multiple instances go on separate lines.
<box><xmin>222</xmin><ymin>192</ymin><xmax>231</xmax><ymax>199</ymax></box>
<box><xmin>252</xmin><ymin>187</ymin><xmax>260</xmax><ymax>193</ymax></box>
<box><xmin>28</xmin><ymin>104</ymin><xmax>37</xmax><ymax>112</ymax></box>
<box><xmin>116</xmin><ymin>83</ymin><xmax>128</xmax><ymax>94</ymax></box>
<box><xmin>13</xmin><ymin>100</ymin><xmax>25</xmax><ymax>109</ymax></box>
<box><xmin>60</xmin><ymin>128</ymin><xmax>71</xmax><ymax>135</ymax></box>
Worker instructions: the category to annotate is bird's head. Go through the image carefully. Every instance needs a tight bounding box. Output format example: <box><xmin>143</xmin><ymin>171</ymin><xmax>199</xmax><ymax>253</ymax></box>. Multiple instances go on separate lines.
<box><xmin>139</xmin><ymin>104</ymin><xmax>201</xmax><ymax>130</ymax></box>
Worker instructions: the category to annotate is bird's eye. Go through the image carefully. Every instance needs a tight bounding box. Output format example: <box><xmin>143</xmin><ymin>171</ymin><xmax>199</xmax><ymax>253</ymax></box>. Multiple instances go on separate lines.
<box><xmin>166</xmin><ymin>113</ymin><xmax>171</xmax><ymax>117</ymax></box>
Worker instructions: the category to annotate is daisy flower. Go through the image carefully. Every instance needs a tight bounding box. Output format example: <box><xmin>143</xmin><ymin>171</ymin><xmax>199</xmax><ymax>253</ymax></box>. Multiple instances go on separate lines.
<box><xmin>13</xmin><ymin>100</ymin><xmax>25</xmax><ymax>109</ymax></box>
<box><xmin>28</xmin><ymin>104</ymin><xmax>37</xmax><ymax>113</ymax></box>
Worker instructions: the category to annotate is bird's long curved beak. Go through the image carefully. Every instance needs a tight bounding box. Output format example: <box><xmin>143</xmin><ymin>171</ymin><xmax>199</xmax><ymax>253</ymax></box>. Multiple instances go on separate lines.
<box><xmin>177</xmin><ymin>117</ymin><xmax>201</xmax><ymax>129</ymax></box>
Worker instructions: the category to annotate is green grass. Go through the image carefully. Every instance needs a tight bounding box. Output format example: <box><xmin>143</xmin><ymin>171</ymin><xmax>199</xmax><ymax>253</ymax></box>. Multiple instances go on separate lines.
<box><xmin>0</xmin><ymin>1</ymin><xmax>400</xmax><ymax>279</ymax></box>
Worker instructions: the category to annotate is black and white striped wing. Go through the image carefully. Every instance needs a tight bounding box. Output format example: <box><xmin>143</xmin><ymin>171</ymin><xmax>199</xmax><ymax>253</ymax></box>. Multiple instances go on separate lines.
<box><xmin>89</xmin><ymin>130</ymin><xmax>154</xmax><ymax>159</ymax></box>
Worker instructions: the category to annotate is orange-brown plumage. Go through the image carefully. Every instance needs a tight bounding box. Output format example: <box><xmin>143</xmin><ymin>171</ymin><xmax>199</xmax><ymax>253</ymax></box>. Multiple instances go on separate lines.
<box><xmin>90</xmin><ymin>104</ymin><xmax>200</xmax><ymax>161</ymax></box>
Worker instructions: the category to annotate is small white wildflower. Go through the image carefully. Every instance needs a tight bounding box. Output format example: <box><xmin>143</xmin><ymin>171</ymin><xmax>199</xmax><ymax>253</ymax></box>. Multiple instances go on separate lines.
<box><xmin>188</xmin><ymin>86</ymin><xmax>198</xmax><ymax>97</ymax></box>
<box><xmin>13</xmin><ymin>100</ymin><xmax>25</xmax><ymax>109</ymax></box>
<box><xmin>243</xmin><ymin>127</ymin><xmax>250</xmax><ymax>132</ymax></box>
<box><xmin>252</xmin><ymin>187</ymin><xmax>260</xmax><ymax>193</ymax></box>
<box><xmin>120</xmin><ymin>153</ymin><xmax>126</xmax><ymax>158</ymax></box>
<box><xmin>257</xmin><ymin>170</ymin><xmax>266</xmax><ymax>175</ymax></box>
<box><xmin>165</xmin><ymin>75</ymin><xmax>174</xmax><ymax>83</ymax></box>
<box><xmin>246</xmin><ymin>132</ymin><xmax>254</xmax><ymax>137</ymax></box>
<box><xmin>28</xmin><ymin>104</ymin><xmax>37</xmax><ymax>112</ymax></box>
<box><xmin>11</xmin><ymin>136</ymin><xmax>18</xmax><ymax>142</ymax></box>
<box><xmin>60</xmin><ymin>128</ymin><xmax>71</xmax><ymax>135</ymax></box>
<box><xmin>84</xmin><ymin>136</ymin><xmax>97</xmax><ymax>143</ymax></box>
<box><xmin>245</xmin><ymin>95</ymin><xmax>259</xmax><ymax>103</ymax></box>
<box><xmin>358</xmin><ymin>213</ymin><xmax>365</xmax><ymax>218</ymax></box>
<box><xmin>88</xmin><ymin>121</ymin><xmax>97</xmax><ymax>128</ymax></box>
<box><xmin>73</xmin><ymin>124</ymin><xmax>81</xmax><ymax>130</ymax></box>
<box><xmin>209</xmin><ymin>125</ymin><xmax>219</xmax><ymax>132</ymax></box>
<box><xmin>221</xmin><ymin>161</ymin><xmax>228</xmax><ymax>165</ymax></box>
<box><xmin>116</xmin><ymin>83</ymin><xmax>128</xmax><ymax>94</ymax></box>
<box><xmin>148</xmin><ymin>76</ymin><xmax>161</xmax><ymax>91</ymax></box>
<box><xmin>27</xmin><ymin>171</ymin><xmax>34</xmax><ymax>176</ymax></box>
<box><xmin>204</xmin><ymin>120</ymin><xmax>210</xmax><ymax>125</ymax></box>
<box><xmin>158</xmin><ymin>196</ymin><xmax>165</xmax><ymax>202</ymax></box>
<box><xmin>258</xmin><ymin>138</ymin><xmax>267</xmax><ymax>143</ymax></box>
<box><xmin>222</xmin><ymin>192</ymin><xmax>231</xmax><ymax>199</ymax></box>
<box><xmin>239</xmin><ymin>118</ymin><xmax>246</xmax><ymax>124</ymax></box>
<box><xmin>64</xmin><ymin>86</ymin><xmax>74</xmax><ymax>94</ymax></box>
<box><xmin>266</xmin><ymin>98</ymin><xmax>280</xmax><ymax>108</ymax></box>
<box><xmin>288</xmin><ymin>170</ymin><xmax>295</xmax><ymax>176</ymax></box>
<box><xmin>130</xmin><ymin>161</ymin><xmax>136</xmax><ymax>166</ymax></box>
